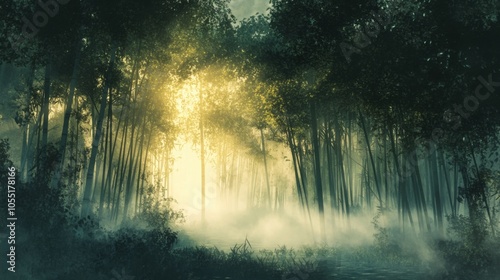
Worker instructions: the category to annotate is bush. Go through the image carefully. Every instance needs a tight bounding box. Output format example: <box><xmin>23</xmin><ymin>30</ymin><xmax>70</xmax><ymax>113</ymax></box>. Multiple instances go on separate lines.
<box><xmin>435</xmin><ymin>214</ymin><xmax>500</xmax><ymax>279</ymax></box>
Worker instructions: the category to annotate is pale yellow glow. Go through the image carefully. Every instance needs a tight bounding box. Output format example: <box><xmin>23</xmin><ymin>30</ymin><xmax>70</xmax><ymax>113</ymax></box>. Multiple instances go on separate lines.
<box><xmin>169</xmin><ymin>142</ymin><xmax>217</xmax><ymax>222</ymax></box>
<box><xmin>176</xmin><ymin>75</ymin><xmax>199</xmax><ymax>121</ymax></box>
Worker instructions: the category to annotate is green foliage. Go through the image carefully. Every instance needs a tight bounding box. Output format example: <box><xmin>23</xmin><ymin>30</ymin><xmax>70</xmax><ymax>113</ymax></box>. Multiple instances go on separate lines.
<box><xmin>0</xmin><ymin>138</ymin><xmax>13</xmax><ymax>178</ymax></box>
<box><xmin>447</xmin><ymin>214</ymin><xmax>489</xmax><ymax>245</ymax></box>
<box><xmin>137</xmin><ymin>190</ymin><xmax>186</xmax><ymax>230</ymax></box>
<box><xmin>32</xmin><ymin>142</ymin><xmax>60</xmax><ymax>185</ymax></box>
<box><xmin>372</xmin><ymin>212</ymin><xmax>405</xmax><ymax>261</ymax></box>
<box><xmin>435</xmin><ymin>214</ymin><xmax>500</xmax><ymax>279</ymax></box>
<box><xmin>371</xmin><ymin>211</ymin><xmax>439</xmax><ymax>268</ymax></box>
<box><xmin>168</xmin><ymin>242</ymin><xmax>327</xmax><ymax>280</ymax></box>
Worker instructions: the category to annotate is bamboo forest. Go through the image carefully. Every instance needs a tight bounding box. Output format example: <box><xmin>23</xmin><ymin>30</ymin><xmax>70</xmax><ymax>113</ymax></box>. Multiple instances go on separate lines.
<box><xmin>1</xmin><ymin>0</ymin><xmax>500</xmax><ymax>279</ymax></box>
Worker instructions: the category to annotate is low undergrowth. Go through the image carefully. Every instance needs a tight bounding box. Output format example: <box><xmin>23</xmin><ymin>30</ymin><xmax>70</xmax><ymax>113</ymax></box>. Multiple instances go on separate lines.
<box><xmin>371</xmin><ymin>210</ymin><xmax>500</xmax><ymax>280</ymax></box>
<box><xmin>1</xmin><ymin>182</ymin><xmax>328</xmax><ymax>280</ymax></box>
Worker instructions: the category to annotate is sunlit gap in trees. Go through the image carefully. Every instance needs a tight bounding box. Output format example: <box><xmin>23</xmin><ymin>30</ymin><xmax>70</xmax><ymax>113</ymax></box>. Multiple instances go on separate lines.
<box><xmin>166</xmin><ymin>72</ymin><xmax>378</xmax><ymax>249</ymax></box>
<box><xmin>167</xmin><ymin>72</ymin><xmax>318</xmax><ymax>248</ymax></box>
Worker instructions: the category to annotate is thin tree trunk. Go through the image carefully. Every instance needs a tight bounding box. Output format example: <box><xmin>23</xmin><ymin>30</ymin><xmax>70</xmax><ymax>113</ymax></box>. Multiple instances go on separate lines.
<box><xmin>123</xmin><ymin>107</ymin><xmax>139</xmax><ymax>221</ymax></box>
<box><xmin>260</xmin><ymin>128</ymin><xmax>272</xmax><ymax>208</ymax></box>
<box><xmin>199</xmin><ymin>83</ymin><xmax>206</xmax><ymax>224</ymax></box>
<box><xmin>360</xmin><ymin>113</ymin><xmax>382</xmax><ymax>208</ymax></box>
<box><xmin>325</xmin><ymin>123</ymin><xmax>336</xmax><ymax>211</ymax></box>
<box><xmin>81</xmin><ymin>43</ymin><xmax>117</xmax><ymax>217</ymax></box>
<box><xmin>98</xmin><ymin>97</ymin><xmax>111</xmax><ymax>218</ymax></box>
<box><xmin>311</xmin><ymin>101</ymin><xmax>325</xmax><ymax>242</ymax></box>
<box><xmin>438</xmin><ymin>150</ymin><xmax>454</xmax><ymax>216</ymax></box>
<box><xmin>41</xmin><ymin>64</ymin><xmax>51</xmax><ymax>150</ymax></box>
<box><xmin>389</xmin><ymin>127</ymin><xmax>415</xmax><ymax>231</ymax></box>
<box><xmin>53</xmin><ymin>35</ymin><xmax>82</xmax><ymax>187</ymax></box>
<box><xmin>414</xmin><ymin>162</ymin><xmax>432</xmax><ymax>232</ymax></box>
<box><xmin>287</xmin><ymin>119</ymin><xmax>314</xmax><ymax>235</ymax></box>
<box><xmin>430</xmin><ymin>150</ymin><xmax>443</xmax><ymax>234</ymax></box>
<box><xmin>20</xmin><ymin>64</ymin><xmax>35</xmax><ymax>181</ymax></box>
<box><xmin>468</xmin><ymin>139</ymin><xmax>495</xmax><ymax>236</ymax></box>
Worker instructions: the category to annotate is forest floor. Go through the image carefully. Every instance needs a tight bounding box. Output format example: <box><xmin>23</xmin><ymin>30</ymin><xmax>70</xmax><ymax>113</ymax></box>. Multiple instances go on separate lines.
<box><xmin>1</xmin><ymin>215</ymin><xmax>500</xmax><ymax>280</ymax></box>
<box><xmin>1</xmin><ymin>183</ymin><xmax>499</xmax><ymax>280</ymax></box>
